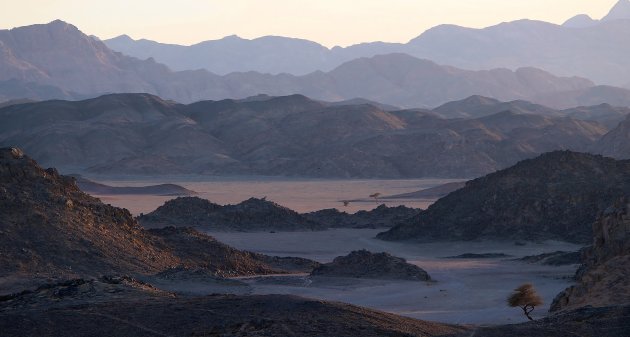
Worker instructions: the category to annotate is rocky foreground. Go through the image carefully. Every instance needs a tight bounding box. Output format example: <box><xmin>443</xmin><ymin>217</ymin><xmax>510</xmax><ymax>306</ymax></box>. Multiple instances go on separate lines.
<box><xmin>0</xmin><ymin>281</ymin><xmax>466</xmax><ymax>337</ymax></box>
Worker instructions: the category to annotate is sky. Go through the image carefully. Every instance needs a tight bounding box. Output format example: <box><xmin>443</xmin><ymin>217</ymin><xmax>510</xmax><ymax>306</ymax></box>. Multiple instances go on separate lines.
<box><xmin>0</xmin><ymin>0</ymin><xmax>620</xmax><ymax>47</ymax></box>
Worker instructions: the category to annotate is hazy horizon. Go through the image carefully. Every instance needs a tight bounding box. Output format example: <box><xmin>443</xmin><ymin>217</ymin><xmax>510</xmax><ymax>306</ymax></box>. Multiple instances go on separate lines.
<box><xmin>1</xmin><ymin>0</ymin><xmax>620</xmax><ymax>48</ymax></box>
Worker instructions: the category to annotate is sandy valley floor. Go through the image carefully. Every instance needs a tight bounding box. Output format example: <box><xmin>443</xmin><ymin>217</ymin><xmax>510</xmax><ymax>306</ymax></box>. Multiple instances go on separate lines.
<box><xmin>210</xmin><ymin>229</ymin><xmax>582</xmax><ymax>325</ymax></box>
<box><xmin>88</xmin><ymin>177</ymin><xmax>459</xmax><ymax>215</ymax></box>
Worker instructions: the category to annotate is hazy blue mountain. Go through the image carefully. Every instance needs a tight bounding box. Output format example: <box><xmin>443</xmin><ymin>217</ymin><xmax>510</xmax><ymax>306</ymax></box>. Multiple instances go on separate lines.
<box><xmin>0</xmin><ymin>22</ymin><xmax>600</xmax><ymax>108</ymax></box>
<box><xmin>602</xmin><ymin>0</ymin><xmax>630</xmax><ymax>21</ymax></box>
<box><xmin>563</xmin><ymin>14</ymin><xmax>599</xmax><ymax>28</ymax></box>
<box><xmin>103</xmin><ymin>1</ymin><xmax>630</xmax><ymax>86</ymax></box>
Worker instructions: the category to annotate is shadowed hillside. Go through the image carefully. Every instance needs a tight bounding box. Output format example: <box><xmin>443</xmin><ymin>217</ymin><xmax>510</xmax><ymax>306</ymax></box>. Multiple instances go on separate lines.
<box><xmin>378</xmin><ymin>151</ymin><xmax>630</xmax><ymax>243</ymax></box>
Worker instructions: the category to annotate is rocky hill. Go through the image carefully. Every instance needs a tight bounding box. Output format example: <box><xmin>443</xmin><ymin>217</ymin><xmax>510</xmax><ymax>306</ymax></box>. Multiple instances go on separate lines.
<box><xmin>378</xmin><ymin>151</ymin><xmax>630</xmax><ymax>243</ymax></box>
<box><xmin>551</xmin><ymin>198</ymin><xmax>630</xmax><ymax>311</ymax></box>
<box><xmin>305</xmin><ymin>204</ymin><xmax>420</xmax><ymax>228</ymax></box>
<box><xmin>138</xmin><ymin>196</ymin><xmax>326</xmax><ymax>231</ymax></box>
<box><xmin>311</xmin><ymin>250</ymin><xmax>431</xmax><ymax>281</ymax></box>
<box><xmin>0</xmin><ymin>147</ymin><xmax>311</xmax><ymax>281</ymax></box>
<box><xmin>0</xmin><ymin>92</ymin><xmax>610</xmax><ymax>178</ymax></box>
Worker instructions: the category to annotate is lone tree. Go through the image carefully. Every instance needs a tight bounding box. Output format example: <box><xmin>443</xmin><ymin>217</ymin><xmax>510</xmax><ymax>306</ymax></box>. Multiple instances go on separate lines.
<box><xmin>507</xmin><ymin>283</ymin><xmax>544</xmax><ymax>321</ymax></box>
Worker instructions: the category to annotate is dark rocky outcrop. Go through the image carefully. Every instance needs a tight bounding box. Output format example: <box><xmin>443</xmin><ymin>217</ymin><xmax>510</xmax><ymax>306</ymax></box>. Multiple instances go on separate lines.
<box><xmin>305</xmin><ymin>204</ymin><xmax>421</xmax><ymax>228</ymax></box>
<box><xmin>138</xmin><ymin>197</ymin><xmax>326</xmax><ymax>231</ymax></box>
<box><xmin>311</xmin><ymin>250</ymin><xmax>431</xmax><ymax>281</ymax></box>
<box><xmin>551</xmin><ymin>198</ymin><xmax>630</xmax><ymax>311</ymax></box>
<box><xmin>378</xmin><ymin>151</ymin><xmax>630</xmax><ymax>244</ymax></box>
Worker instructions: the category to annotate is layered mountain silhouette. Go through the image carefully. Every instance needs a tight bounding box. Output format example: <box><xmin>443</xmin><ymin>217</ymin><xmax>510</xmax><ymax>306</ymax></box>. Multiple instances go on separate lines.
<box><xmin>4</xmin><ymin>20</ymin><xmax>628</xmax><ymax>108</ymax></box>
<box><xmin>104</xmin><ymin>1</ymin><xmax>630</xmax><ymax>87</ymax></box>
<box><xmin>0</xmin><ymin>93</ymin><xmax>614</xmax><ymax>178</ymax></box>
<box><xmin>377</xmin><ymin>151</ymin><xmax>630</xmax><ymax>244</ymax></box>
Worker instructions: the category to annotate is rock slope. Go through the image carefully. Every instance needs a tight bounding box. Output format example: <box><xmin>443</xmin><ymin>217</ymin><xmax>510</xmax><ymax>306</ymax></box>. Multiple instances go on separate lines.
<box><xmin>551</xmin><ymin>197</ymin><xmax>630</xmax><ymax>311</ymax></box>
<box><xmin>378</xmin><ymin>151</ymin><xmax>630</xmax><ymax>243</ymax></box>
<box><xmin>0</xmin><ymin>147</ymin><xmax>178</xmax><ymax>277</ymax></box>
<box><xmin>311</xmin><ymin>250</ymin><xmax>431</xmax><ymax>281</ymax></box>
<box><xmin>0</xmin><ymin>147</ymin><xmax>308</xmax><ymax>280</ymax></box>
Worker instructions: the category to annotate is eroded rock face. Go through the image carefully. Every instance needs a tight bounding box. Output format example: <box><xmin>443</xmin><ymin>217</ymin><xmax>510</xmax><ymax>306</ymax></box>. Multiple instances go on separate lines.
<box><xmin>551</xmin><ymin>197</ymin><xmax>630</xmax><ymax>311</ymax></box>
<box><xmin>311</xmin><ymin>250</ymin><xmax>431</xmax><ymax>281</ymax></box>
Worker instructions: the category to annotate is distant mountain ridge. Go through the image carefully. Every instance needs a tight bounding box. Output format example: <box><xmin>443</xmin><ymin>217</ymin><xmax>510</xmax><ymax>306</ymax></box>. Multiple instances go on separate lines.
<box><xmin>104</xmin><ymin>1</ymin><xmax>630</xmax><ymax>86</ymax></box>
<box><xmin>3</xmin><ymin>20</ymin><xmax>628</xmax><ymax>109</ymax></box>
<box><xmin>0</xmin><ymin>93</ymin><xmax>615</xmax><ymax>178</ymax></box>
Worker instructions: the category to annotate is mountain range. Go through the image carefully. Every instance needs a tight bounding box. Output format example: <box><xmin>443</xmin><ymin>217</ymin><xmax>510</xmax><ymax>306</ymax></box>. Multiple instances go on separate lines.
<box><xmin>0</xmin><ymin>93</ymin><xmax>620</xmax><ymax>178</ymax></box>
<box><xmin>4</xmin><ymin>20</ymin><xmax>630</xmax><ymax>109</ymax></box>
<box><xmin>104</xmin><ymin>0</ymin><xmax>630</xmax><ymax>87</ymax></box>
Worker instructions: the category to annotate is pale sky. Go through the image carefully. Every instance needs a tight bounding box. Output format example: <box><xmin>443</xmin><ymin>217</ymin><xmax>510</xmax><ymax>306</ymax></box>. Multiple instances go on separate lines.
<box><xmin>0</xmin><ymin>0</ymin><xmax>620</xmax><ymax>47</ymax></box>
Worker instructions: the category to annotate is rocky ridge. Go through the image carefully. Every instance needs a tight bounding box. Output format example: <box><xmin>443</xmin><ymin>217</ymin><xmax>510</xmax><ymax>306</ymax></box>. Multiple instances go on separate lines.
<box><xmin>138</xmin><ymin>196</ymin><xmax>326</xmax><ymax>231</ymax></box>
<box><xmin>378</xmin><ymin>151</ymin><xmax>630</xmax><ymax>243</ymax></box>
<box><xmin>305</xmin><ymin>204</ymin><xmax>421</xmax><ymax>229</ymax></box>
